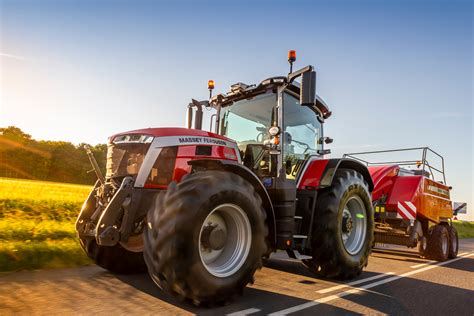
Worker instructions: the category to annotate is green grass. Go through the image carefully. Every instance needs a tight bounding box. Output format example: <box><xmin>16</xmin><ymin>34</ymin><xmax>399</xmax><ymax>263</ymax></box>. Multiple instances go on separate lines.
<box><xmin>453</xmin><ymin>220</ymin><xmax>474</xmax><ymax>239</ymax></box>
<box><xmin>0</xmin><ymin>177</ymin><xmax>92</xmax><ymax>271</ymax></box>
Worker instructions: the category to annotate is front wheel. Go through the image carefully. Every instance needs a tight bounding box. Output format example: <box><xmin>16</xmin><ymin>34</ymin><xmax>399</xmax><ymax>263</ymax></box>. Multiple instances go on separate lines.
<box><xmin>144</xmin><ymin>171</ymin><xmax>267</xmax><ymax>305</ymax></box>
<box><xmin>305</xmin><ymin>169</ymin><xmax>374</xmax><ymax>279</ymax></box>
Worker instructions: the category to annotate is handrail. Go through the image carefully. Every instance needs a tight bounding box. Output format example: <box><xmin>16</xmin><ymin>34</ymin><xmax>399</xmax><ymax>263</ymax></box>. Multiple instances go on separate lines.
<box><xmin>343</xmin><ymin>147</ymin><xmax>446</xmax><ymax>183</ymax></box>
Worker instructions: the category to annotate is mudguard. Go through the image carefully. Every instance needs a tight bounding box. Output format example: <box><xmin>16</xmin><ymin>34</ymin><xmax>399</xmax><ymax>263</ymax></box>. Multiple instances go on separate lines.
<box><xmin>297</xmin><ymin>158</ymin><xmax>374</xmax><ymax>191</ymax></box>
<box><xmin>188</xmin><ymin>159</ymin><xmax>277</xmax><ymax>245</ymax></box>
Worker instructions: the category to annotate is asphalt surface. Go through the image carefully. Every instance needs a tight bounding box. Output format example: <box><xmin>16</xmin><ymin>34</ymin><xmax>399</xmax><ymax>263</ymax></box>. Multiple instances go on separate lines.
<box><xmin>1</xmin><ymin>239</ymin><xmax>473</xmax><ymax>316</ymax></box>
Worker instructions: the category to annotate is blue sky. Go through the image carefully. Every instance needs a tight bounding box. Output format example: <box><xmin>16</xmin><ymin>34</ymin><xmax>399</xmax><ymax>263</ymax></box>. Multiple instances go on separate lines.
<box><xmin>0</xmin><ymin>0</ymin><xmax>472</xmax><ymax>218</ymax></box>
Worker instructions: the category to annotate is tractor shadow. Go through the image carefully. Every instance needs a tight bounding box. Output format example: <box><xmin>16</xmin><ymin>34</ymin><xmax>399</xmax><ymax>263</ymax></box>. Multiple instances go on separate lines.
<box><xmin>114</xmin><ymin>269</ymin><xmax>362</xmax><ymax>315</ymax></box>
<box><xmin>370</xmin><ymin>247</ymin><xmax>428</xmax><ymax>265</ymax></box>
<box><xmin>262</xmin><ymin>252</ymin><xmax>386</xmax><ymax>283</ymax></box>
<box><xmin>113</xmin><ymin>252</ymin><xmax>378</xmax><ymax>314</ymax></box>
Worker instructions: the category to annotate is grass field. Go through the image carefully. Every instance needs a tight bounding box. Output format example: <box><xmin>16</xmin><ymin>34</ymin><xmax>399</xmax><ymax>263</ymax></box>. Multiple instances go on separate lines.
<box><xmin>0</xmin><ymin>178</ymin><xmax>92</xmax><ymax>271</ymax></box>
<box><xmin>0</xmin><ymin>177</ymin><xmax>473</xmax><ymax>272</ymax></box>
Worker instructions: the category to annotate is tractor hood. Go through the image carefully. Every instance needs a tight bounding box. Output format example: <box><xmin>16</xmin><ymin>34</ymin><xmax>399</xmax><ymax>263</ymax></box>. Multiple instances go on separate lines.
<box><xmin>109</xmin><ymin>127</ymin><xmax>232</xmax><ymax>143</ymax></box>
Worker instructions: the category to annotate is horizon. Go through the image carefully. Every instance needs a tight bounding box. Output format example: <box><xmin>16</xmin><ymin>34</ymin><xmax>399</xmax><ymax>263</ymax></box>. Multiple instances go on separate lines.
<box><xmin>0</xmin><ymin>0</ymin><xmax>472</xmax><ymax>219</ymax></box>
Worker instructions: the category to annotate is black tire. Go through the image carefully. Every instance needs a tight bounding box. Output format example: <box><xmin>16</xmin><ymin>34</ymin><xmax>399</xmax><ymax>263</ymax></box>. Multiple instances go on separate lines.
<box><xmin>144</xmin><ymin>171</ymin><xmax>267</xmax><ymax>306</ymax></box>
<box><xmin>425</xmin><ymin>225</ymin><xmax>449</xmax><ymax>261</ymax></box>
<box><xmin>305</xmin><ymin>169</ymin><xmax>374</xmax><ymax>279</ymax></box>
<box><xmin>447</xmin><ymin>225</ymin><xmax>459</xmax><ymax>259</ymax></box>
<box><xmin>78</xmin><ymin>236</ymin><xmax>146</xmax><ymax>274</ymax></box>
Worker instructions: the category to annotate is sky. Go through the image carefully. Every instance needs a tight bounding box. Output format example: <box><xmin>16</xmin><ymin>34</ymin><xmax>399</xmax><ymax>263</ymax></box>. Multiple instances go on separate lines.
<box><xmin>0</xmin><ymin>0</ymin><xmax>472</xmax><ymax>219</ymax></box>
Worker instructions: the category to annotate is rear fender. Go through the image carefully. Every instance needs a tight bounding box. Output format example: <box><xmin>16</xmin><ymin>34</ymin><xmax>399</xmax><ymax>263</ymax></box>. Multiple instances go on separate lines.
<box><xmin>298</xmin><ymin>158</ymin><xmax>374</xmax><ymax>191</ymax></box>
<box><xmin>188</xmin><ymin>159</ymin><xmax>277</xmax><ymax>245</ymax></box>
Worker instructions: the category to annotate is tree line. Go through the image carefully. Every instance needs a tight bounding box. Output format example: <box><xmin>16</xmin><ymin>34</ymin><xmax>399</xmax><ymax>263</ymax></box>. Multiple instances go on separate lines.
<box><xmin>0</xmin><ymin>126</ymin><xmax>107</xmax><ymax>185</ymax></box>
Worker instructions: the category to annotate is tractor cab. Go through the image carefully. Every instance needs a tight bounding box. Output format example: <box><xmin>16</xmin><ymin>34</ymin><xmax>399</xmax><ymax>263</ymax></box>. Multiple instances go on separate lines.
<box><xmin>214</xmin><ymin>79</ymin><xmax>330</xmax><ymax>182</ymax></box>
<box><xmin>187</xmin><ymin>52</ymin><xmax>332</xmax><ymax>189</ymax></box>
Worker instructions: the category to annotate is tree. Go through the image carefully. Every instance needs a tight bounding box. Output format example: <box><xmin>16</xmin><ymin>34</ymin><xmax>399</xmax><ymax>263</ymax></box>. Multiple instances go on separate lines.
<box><xmin>0</xmin><ymin>126</ymin><xmax>107</xmax><ymax>184</ymax></box>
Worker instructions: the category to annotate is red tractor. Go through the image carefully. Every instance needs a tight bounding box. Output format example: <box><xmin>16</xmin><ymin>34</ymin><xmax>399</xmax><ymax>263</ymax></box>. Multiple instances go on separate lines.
<box><xmin>344</xmin><ymin>148</ymin><xmax>458</xmax><ymax>260</ymax></box>
<box><xmin>76</xmin><ymin>52</ymin><xmax>375</xmax><ymax>305</ymax></box>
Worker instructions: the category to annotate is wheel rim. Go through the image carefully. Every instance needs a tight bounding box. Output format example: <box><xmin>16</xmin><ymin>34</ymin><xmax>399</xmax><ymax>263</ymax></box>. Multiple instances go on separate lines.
<box><xmin>198</xmin><ymin>203</ymin><xmax>252</xmax><ymax>278</ymax></box>
<box><xmin>120</xmin><ymin>234</ymin><xmax>144</xmax><ymax>252</ymax></box>
<box><xmin>442</xmin><ymin>233</ymin><xmax>448</xmax><ymax>255</ymax></box>
<box><xmin>341</xmin><ymin>196</ymin><xmax>367</xmax><ymax>255</ymax></box>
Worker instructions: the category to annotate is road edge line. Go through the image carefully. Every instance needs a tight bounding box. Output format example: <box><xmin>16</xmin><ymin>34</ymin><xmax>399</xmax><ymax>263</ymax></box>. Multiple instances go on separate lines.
<box><xmin>268</xmin><ymin>252</ymin><xmax>474</xmax><ymax>315</ymax></box>
<box><xmin>317</xmin><ymin>272</ymin><xmax>395</xmax><ymax>294</ymax></box>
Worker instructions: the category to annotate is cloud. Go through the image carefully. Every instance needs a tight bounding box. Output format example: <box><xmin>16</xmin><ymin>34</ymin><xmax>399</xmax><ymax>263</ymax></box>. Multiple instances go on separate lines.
<box><xmin>0</xmin><ymin>53</ymin><xmax>32</xmax><ymax>61</ymax></box>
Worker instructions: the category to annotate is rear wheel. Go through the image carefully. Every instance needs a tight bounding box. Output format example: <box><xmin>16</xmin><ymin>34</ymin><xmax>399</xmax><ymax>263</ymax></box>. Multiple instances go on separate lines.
<box><xmin>447</xmin><ymin>225</ymin><xmax>458</xmax><ymax>259</ymax></box>
<box><xmin>79</xmin><ymin>236</ymin><xmax>146</xmax><ymax>274</ymax></box>
<box><xmin>425</xmin><ymin>225</ymin><xmax>449</xmax><ymax>261</ymax></box>
<box><xmin>305</xmin><ymin>169</ymin><xmax>374</xmax><ymax>279</ymax></box>
<box><xmin>144</xmin><ymin>171</ymin><xmax>267</xmax><ymax>305</ymax></box>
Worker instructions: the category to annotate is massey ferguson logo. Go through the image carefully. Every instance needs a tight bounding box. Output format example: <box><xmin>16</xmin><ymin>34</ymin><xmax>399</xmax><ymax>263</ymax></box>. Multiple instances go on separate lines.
<box><xmin>178</xmin><ymin>137</ymin><xmax>227</xmax><ymax>146</ymax></box>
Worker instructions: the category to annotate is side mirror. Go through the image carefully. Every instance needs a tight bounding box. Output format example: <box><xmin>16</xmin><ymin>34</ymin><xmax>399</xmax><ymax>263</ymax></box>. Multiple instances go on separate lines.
<box><xmin>319</xmin><ymin>136</ymin><xmax>333</xmax><ymax>144</ymax></box>
<box><xmin>300</xmin><ymin>71</ymin><xmax>316</xmax><ymax>106</ymax></box>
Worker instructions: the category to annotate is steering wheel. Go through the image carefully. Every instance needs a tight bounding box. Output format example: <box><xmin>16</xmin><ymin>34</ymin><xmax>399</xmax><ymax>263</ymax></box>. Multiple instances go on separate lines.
<box><xmin>292</xmin><ymin>139</ymin><xmax>316</xmax><ymax>156</ymax></box>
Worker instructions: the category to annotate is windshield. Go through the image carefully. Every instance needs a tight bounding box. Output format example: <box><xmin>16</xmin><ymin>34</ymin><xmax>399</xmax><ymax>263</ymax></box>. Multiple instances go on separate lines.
<box><xmin>283</xmin><ymin>93</ymin><xmax>322</xmax><ymax>160</ymax></box>
<box><xmin>283</xmin><ymin>93</ymin><xmax>322</xmax><ymax>178</ymax></box>
<box><xmin>106</xmin><ymin>143</ymin><xmax>151</xmax><ymax>178</ymax></box>
<box><xmin>219</xmin><ymin>93</ymin><xmax>277</xmax><ymax>151</ymax></box>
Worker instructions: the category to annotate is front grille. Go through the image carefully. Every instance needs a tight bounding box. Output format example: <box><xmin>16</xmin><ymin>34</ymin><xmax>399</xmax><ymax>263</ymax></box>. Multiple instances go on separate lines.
<box><xmin>145</xmin><ymin>146</ymin><xmax>178</xmax><ymax>187</ymax></box>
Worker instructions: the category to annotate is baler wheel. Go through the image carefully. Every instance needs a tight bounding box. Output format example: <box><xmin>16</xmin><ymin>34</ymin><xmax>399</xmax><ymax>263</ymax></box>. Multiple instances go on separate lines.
<box><xmin>418</xmin><ymin>236</ymin><xmax>428</xmax><ymax>257</ymax></box>
<box><xmin>447</xmin><ymin>225</ymin><xmax>458</xmax><ymax>259</ymax></box>
<box><xmin>425</xmin><ymin>225</ymin><xmax>449</xmax><ymax>261</ymax></box>
<box><xmin>143</xmin><ymin>171</ymin><xmax>267</xmax><ymax>306</ymax></box>
<box><xmin>305</xmin><ymin>169</ymin><xmax>374</xmax><ymax>279</ymax></box>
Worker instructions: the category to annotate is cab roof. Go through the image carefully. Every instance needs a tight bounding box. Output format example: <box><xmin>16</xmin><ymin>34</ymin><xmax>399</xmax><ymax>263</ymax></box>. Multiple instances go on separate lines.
<box><xmin>210</xmin><ymin>76</ymin><xmax>331</xmax><ymax>119</ymax></box>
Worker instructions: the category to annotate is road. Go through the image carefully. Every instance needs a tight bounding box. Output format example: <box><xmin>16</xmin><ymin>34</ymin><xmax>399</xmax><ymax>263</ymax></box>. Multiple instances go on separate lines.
<box><xmin>1</xmin><ymin>239</ymin><xmax>473</xmax><ymax>315</ymax></box>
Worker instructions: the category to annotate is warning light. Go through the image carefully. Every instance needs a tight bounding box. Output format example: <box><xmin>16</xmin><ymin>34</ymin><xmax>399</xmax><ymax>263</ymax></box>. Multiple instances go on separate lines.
<box><xmin>208</xmin><ymin>80</ymin><xmax>215</xmax><ymax>90</ymax></box>
<box><xmin>272</xmin><ymin>135</ymin><xmax>280</xmax><ymax>145</ymax></box>
<box><xmin>288</xmin><ymin>50</ymin><xmax>296</xmax><ymax>73</ymax></box>
<box><xmin>288</xmin><ymin>50</ymin><xmax>296</xmax><ymax>62</ymax></box>
<box><xmin>208</xmin><ymin>80</ymin><xmax>215</xmax><ymax>99</ymax></box>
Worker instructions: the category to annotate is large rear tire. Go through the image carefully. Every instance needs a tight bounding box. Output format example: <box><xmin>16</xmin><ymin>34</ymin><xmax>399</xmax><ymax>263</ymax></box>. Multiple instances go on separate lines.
<box><xmin>79</xmin><ymin>236</ymin><xmax>146</xmax><ymax>274</ymax></box>
<box><xmin>447</xmin><ymin>225</ymin><xmax>458</xmax><ymax>259</ymax></box>
<box><xmin>305</xmin><ymin>169</ymin><xmax>374</xmax><ymax>279</ymax></box>
<box><xmin>425</xmin><ymin>225</ymin><xmax>449</xmax><ymax>261</ymax></box>
<box><xmin>144</xmin><ymin>171</ymin><xmax>267</xmax><ymax>305</ymax></box>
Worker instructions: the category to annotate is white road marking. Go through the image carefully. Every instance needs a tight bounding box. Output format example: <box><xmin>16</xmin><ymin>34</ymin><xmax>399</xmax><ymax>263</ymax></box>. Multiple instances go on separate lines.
<box><xmin>269</xmin><ymin>252</ymin><xmax>474</xmax><ymax>315</ymax></box>
<box><xmin>410</xmin><ymin>252</ymin><xmax>469</xmax><ymax>268</ymax></box>
<box><xmin>227</xmin><ymin>308</ymin><xmax>261</xmax><ymax>316</ymax></box>
<box><xmin>317</xmin><ymin>272</ymin><xmax>395</xmax><ymax>294</ymax></box>
<box><xmin>410</xmin><ymin>260</ymin><xmax>437</xmax><ymax>268</ymax></box>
